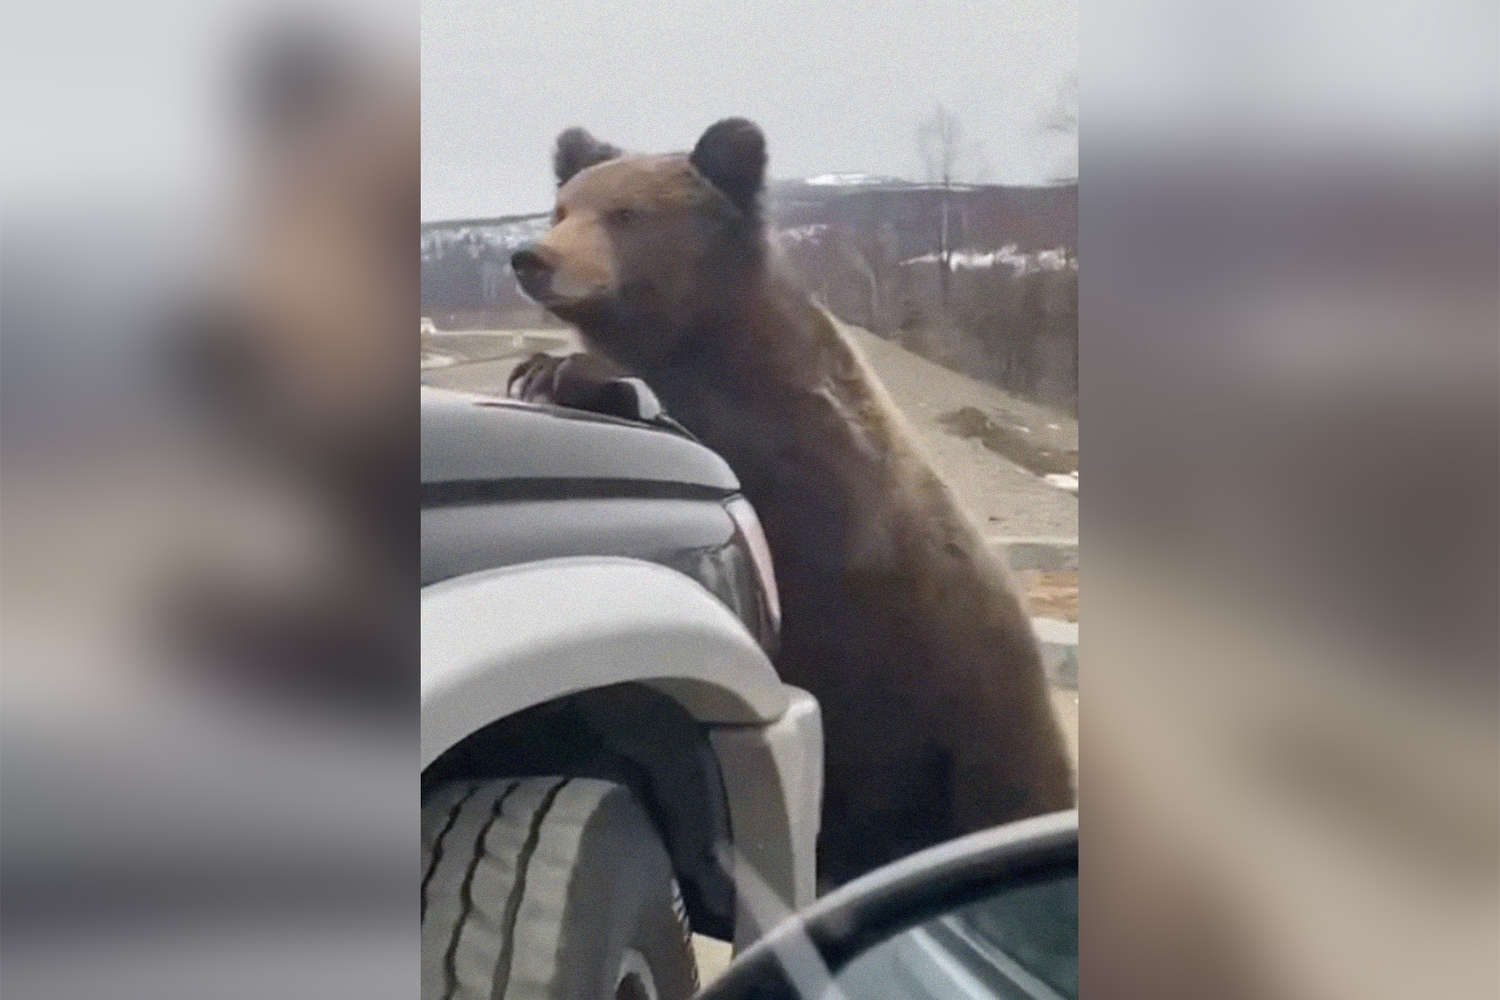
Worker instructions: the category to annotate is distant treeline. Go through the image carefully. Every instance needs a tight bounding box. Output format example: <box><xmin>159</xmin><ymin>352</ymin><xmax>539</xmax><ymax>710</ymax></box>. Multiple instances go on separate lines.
<box><xmin>421</xmin><ymin>180</ymin><xmax>1078</xmax><ymax>411</ymax></box>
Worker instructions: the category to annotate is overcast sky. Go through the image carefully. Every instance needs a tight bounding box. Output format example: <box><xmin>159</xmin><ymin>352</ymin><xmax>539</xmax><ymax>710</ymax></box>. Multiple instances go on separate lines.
<box><xmin>422</xmin><ymin>0</ymin><xmax>1076</xmax><ymax>220</ymax></box>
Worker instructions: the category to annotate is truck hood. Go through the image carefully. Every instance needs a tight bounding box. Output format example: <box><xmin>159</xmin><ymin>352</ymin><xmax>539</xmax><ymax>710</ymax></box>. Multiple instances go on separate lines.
<box><xmin>420</xmin><ymin>386</ymin><xmax>739</xmax><ymax>497</ymax></box>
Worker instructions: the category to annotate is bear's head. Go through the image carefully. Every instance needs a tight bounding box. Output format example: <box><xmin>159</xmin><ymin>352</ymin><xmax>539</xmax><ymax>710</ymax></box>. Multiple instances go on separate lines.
<box><xmin>512</xmin><ymin>118</ymin><xmax>768</xmax><ymax>369</ymax></box>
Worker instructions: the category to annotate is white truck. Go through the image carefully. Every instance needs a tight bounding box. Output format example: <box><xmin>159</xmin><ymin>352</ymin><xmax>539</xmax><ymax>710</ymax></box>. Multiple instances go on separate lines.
<box><xmin>421</xmin><ymin>384</ymin><xmax>822</xmax><ymax>999</ymax></box>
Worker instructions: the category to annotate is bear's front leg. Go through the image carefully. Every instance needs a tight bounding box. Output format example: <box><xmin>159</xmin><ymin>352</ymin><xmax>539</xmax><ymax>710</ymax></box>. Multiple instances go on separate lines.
<box><xmin>507</xmin><ymin>351</ymin><xmax>668</xmax><ymax>424</ymax></box>
<box><xmin>507</xmin><ymin>351</ymin><xmax>620</xmax><ymax>407</ymax></box>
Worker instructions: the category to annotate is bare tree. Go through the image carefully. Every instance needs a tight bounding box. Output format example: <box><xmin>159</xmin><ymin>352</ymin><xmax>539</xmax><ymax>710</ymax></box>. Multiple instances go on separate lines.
<box><xmin>916</xmin><ymin>104</ymin><xmax>975</xmax><ymax>309</ymax></box>
<box><xmin>1042</xmin><ymin>71</ymin><xmax>1079</xmax><ymax>136</ymax></box>
<box><xmin>1041</xmin><ymin>72</ymin><xmax>1078</xmax><ymax>182</ymax></box>
<box><xmin>917</xmin><ymin>103</ymin><xmax>965</xmax><ymax>187</ymax></box>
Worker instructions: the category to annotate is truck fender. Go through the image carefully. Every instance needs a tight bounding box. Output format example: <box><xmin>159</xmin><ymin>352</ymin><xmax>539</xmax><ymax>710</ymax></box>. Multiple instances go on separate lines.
<box><xmin>422</xmin><ymin>556</ymin><xmax>790</xmax><ymax>768</ymax></box>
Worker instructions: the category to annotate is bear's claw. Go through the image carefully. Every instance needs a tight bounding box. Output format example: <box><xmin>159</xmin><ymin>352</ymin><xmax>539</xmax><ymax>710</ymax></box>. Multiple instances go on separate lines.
<box><xmin>506</xmin><ymin>351</ymin><xmax>677</xmax><ymax>429</ymax></box>
<box><xmin>507</xmin><ymin>352</ymin><xmax>568</xmax><ymax>404</ymax></box>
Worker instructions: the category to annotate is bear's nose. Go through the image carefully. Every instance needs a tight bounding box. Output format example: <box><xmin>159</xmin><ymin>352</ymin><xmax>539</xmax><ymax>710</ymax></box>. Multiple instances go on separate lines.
<box><xmin>510</xmin><ymin>248</ymin><xmax>553</xmax><ymax>295</ymax></box>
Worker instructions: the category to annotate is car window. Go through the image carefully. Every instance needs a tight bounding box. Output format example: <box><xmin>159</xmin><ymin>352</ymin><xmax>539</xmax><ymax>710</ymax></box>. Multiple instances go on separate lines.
<box><xmin>833</xmin><ymin>872</ymin><xmax>1077</xmax><ymax>1000</ymax></box>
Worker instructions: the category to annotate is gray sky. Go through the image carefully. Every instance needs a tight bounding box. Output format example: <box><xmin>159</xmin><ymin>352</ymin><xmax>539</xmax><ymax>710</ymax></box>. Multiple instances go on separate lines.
<box><xmin>422</xmin><ymin>0</ymin><xmax>1076</xmax><ymax>220</ymax></box>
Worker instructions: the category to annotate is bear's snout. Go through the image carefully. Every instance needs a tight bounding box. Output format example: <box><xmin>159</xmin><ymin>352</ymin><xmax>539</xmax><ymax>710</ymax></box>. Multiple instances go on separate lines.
<box><xmin>510</xmin><ymin>247</ymin><xmax>553</xmax><ymax>298</ymax></box>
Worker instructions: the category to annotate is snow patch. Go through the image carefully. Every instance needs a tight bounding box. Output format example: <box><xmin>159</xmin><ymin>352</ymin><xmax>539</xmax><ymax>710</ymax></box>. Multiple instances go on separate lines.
<box><xmin>804</xmin><ymin>173</ymin><xmax>890</xmax><ymax>186</ymax></box>
<box><xmin>776</xmin><ymin>224</ymin><xmax>830</xmax><ymax>245</ymax></box>
<box><xmin>899</xmin><ymin>243</ymin><xmax>1077</xmax><ymax>276</ymax></box>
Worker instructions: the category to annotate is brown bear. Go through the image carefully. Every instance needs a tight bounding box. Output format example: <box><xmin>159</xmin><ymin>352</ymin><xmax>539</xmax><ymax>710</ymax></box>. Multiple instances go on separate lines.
<box><xmin>509</xmin><ymin>119</ymin><xmax>1073</xmax><ymax>887</ymax></box>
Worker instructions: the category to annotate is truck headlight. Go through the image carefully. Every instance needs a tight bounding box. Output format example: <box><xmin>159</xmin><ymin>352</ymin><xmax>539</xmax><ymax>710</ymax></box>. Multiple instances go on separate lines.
<box><xmin>724</xmin><ymin>495</ymin><xmax>781</xmax><ymax>639</ymax></box>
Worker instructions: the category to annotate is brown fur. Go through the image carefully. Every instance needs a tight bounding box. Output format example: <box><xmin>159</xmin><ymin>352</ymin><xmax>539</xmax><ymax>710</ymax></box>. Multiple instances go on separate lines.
<box><xmin>514</xmin><ymin>120</ymin><xmax>1073</xmax><ymax>886</ymax></box>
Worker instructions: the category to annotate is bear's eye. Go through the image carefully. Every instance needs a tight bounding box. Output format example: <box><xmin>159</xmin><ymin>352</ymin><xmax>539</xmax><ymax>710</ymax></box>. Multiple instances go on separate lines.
<box><xmin>553</xmin><ymin>206</ymin><xmax>567</xmax><ymax>224</ymax></box>
<box><xmin>607</xmin><ymin>207</ymin><xmax>636</xmax><ymax>226</ymax></box>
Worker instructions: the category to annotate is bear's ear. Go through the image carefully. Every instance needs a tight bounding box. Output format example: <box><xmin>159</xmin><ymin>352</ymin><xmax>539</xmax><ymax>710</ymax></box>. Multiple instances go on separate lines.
<box><xmin>553</xmin><ymin>127</ymin><xmax>621</xmax><ymax>186</ymax></box>
<box><xmin>690</xmin><ymin>118</ymin><xmax>766</xmax><ymax>217</ymax></box>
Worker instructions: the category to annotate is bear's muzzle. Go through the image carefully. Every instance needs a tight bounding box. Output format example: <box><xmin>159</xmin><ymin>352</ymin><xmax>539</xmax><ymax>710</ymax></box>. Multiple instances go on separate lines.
<box><xmin>510</xmin><ymin>247</ymin><xmax>553</xmax><ymax>299</ymax></box>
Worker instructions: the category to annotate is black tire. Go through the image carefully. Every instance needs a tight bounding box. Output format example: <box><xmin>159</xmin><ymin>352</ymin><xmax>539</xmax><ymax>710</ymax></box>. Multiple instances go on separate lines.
<box><xmin>421</xmin><ymin>777</ymin><xmax>698</xmax><ymax>1000</ymax></box>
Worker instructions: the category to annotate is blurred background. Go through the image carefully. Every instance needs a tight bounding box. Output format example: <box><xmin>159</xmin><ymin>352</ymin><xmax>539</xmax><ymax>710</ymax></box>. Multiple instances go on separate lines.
<box><xmin>3</xmin><ymin>1</ymin><xmax>1496</xmax><ymax>999</ymax></box>
<box><xmin>1081</xmin><ymin>1</ymin><xmax>1497</xmax><ymax>998</ymax></box>
<box><xmin>3</xmin><ymin>2</ymin><xmax>417</xmax><ymax>998</ymax></box>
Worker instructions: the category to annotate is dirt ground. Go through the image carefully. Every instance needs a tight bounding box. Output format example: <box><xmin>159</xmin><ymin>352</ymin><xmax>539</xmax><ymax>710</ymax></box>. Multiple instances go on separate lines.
<box><xmin>1023</xmin><ymin>570</ymin><xmax>1080</xmax><ymax>623</ymax></box>
<box><xmin>839</xmin><ymin>324</ymin><xmax>1078</xmax><ymax>539</ymax></box>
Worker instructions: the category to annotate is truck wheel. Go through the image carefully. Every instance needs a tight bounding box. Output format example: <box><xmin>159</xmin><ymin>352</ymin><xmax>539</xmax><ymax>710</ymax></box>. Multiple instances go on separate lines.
<box><xmin>422</xmin><ymin>777</ymin><xmax>698</xmax><ymax>1000</ymax></box>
